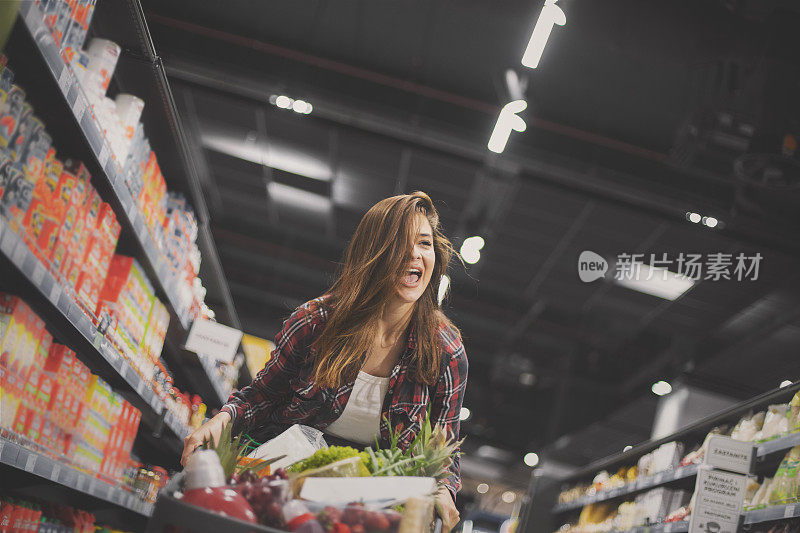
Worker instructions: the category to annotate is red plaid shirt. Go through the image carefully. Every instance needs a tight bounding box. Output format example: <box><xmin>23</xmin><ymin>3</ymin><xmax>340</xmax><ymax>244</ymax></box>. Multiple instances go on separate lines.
<box><xmin>221</xmin><ymin>296</ymin><xmax>468</xmax><ymax>496</ymax></box>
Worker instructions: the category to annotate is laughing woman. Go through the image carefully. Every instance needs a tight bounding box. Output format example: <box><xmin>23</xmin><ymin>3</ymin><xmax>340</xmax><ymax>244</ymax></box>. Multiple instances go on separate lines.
<box><xmin>181</xmin><ymin>191</ymin><xmax>468</xmax><ymax>531</ymax></box>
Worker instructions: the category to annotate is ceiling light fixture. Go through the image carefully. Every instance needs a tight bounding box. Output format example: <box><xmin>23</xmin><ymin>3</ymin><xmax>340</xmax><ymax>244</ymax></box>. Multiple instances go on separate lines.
<box><xmin>623</xmin><ymin>445</ymin><xmax>633</xmax><ymax>452</ymax></box>
<box><xmin>502</xmin><ymin>491</ymin><xmax>517</xmax><ymax>504</ymax></box>
<box><xmin>271</xmin><ymin>94</ymin><xmax>312</xmax><ymax>114</ymax></box>
<box><xmin>477</xmin><ymin>483</ymin><xmax>490</xmax><ymax>494</ymax></box>
<box><xmin>488</xmin><ymin>100</ymin><xmax>527</xmax><ymax>153</ymax></box>
<box><xmin>686</xmin><ymin>211</ymin><xmax>722</xmax><ymax>228</ymax></box>
<box><xmin>438</xmin><ymin>275</ymin><xmax>451</xmax><ymax>306</ymax></box>
<box><xmin>459</xmin><ymin>406</ymin><xmax>471</xmax><ymax>422</ymax></box>
<box><xmin>614</xmin><ymin>262</ymin><xmax>695</xmax><ymax>300</ymax></box>
<box><xmin>521</xmin><ymin>0</ymin><xmax>567</xmax><ymax>69</ymax></box>
<box><xmin>652</xmin><ymin>380</ymin><xmax>673</xmax><ymax>396</ymax></box>
<box><xmin>460</xmin><ymin>236</ymin><xmax>485</xmax><ymax>265</ymax></box>
<box><xmin>524</xmin><ymin>452</ymin><xmax>539</xmax><ymax>467</ymax></box>
<box><xmin>275</xmin><ymin>95</ymin><xmax>292</xmax><ymax>109</ymax></box>
<box><xmin>781</xmin><ymin>380</ymin><xmax>793</xmax><ymax>388</ymax></box>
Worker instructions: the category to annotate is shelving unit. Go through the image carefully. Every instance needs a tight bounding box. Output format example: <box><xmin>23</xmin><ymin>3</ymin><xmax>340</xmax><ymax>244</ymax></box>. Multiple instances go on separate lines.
<box><xmin>523</xmin><ymin>382</ymin><xmax>800</xmax><ymax>533</ymax></box>
<box><xmin>0</xmin><ymin>433</ymin><xmax>153</xmax><ymax>518</ymax></box>
<box><xmin>553</xmin><ymin>465</ymin><xmax>699</xmax><ymax>513</ymax></box>
<box><xmin>0</xmin><ymin>1</ymin><xmax>245</xmax><ymax>526</ymax></box>
<box><xmin>8</xmin><ymin>0</ymin><xmax>240</xmax><ymax>401</ymax></box>
<box><xmin>743</xmin><ymin>503</ymin><xmax>800</xmax><ymax>525</ymax></box>
<box><xmin>0</xmin><ymin>216</ymin><xmax>189</xmax><ymax>446</ymax></box>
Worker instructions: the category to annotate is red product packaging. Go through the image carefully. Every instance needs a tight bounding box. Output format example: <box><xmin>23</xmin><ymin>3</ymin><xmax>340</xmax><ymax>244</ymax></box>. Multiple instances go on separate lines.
<box><xmin>12</xmin><ymin>404</ymin><xmax>29</xmax><ymax>434</ymax></box>
<box><xmin>0</xmin><ymin>499</ymin><xmax>14</xmax><ymax>531</ymax></box>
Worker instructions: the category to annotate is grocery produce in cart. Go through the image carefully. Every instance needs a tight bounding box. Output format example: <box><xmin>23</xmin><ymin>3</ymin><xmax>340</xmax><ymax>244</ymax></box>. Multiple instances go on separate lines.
<box><xmin>156</xmin><ymin>412</ymin><xmax>459</xmax><ymax>532</ymax></box>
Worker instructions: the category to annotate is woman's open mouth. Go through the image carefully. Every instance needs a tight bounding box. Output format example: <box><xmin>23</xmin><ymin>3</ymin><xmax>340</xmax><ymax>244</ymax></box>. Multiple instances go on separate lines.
<box><xmin>402</xmin><ymin>267</ymin><xmax>423</xmax><ymax>287</ymax></box>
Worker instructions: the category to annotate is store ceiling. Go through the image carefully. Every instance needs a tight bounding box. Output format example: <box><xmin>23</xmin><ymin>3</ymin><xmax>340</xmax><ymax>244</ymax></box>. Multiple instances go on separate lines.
<box><xmin>140</xmin><ymin>0</ymin><xmax>800</xmax><ymax>476</ymax></box>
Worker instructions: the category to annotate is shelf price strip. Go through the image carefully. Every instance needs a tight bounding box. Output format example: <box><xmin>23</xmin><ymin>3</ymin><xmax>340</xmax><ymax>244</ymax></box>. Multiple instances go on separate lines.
<box><xmin>0</xmin><ymin>436</ymin><xmax>152</xmax><ymax>517</ymax></box>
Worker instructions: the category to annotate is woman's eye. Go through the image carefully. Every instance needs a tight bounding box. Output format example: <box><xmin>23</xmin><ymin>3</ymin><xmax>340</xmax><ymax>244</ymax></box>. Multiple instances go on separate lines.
<box><xmin>420</xmin><ymin>240</ymin><xmax>432</xmax><ymax>247</ymax></box>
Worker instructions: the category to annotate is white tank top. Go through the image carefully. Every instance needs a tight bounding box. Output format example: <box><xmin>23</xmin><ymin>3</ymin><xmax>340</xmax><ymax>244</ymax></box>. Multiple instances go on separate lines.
<box><xmin>325</xmin><ymin>371</ymin><xmax>390</xmax><ymax>445</ymax></box>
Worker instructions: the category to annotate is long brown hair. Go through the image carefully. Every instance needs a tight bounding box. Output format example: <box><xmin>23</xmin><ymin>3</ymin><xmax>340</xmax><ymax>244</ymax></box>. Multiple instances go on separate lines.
<box><xmin>312</xmin><ymin>191</ymin><xmax>459</xmax><ymax>388</ymax></box>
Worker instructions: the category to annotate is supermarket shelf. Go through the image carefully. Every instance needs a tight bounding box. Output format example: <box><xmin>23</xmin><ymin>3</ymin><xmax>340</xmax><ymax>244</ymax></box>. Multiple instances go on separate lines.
<box><xmin>0</xmin><ymin>433</ymin><xmax>153</xmax><ymax>517</ymax></box>
<box><xmin>756</xmin><ymin>432</ymin><xmax>800</xmax><ymax>458</ymax></box>
<box><xmin>90</xmin><ymin>0</ymin><xmax>158</xmax><ymax>62</ymax></box>
<box><xmin>13</xmin><ymin>2</ymin><xmax>234</xmax><ymax>402</ymax></box>
<box><xmin>605</xmin><ymin>521</ymin><xmax>690</xmax><ymax>533</ymax></box>
<box><xmin>17</xmin><ymin>0</ymin><xmax>191</xmax><ymax>330</ymax></box>
<box><xmin>552</xmin><ymin>465</ymin><xmax>699</xmax><ymax>513</ymax></box>
<box><xmin>0</xmin><ymin>217</ymin><xmax>191</xmax><ymax>444</ymax></box>
<box><xmin>743</xmin><ymin>503</ymin><xmax>800</xmax><ymax>524</ymax></box>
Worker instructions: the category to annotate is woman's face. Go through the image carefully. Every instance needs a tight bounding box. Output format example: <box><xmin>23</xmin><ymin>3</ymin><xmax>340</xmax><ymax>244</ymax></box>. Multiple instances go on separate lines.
<box><xmin>396</xmin><ymin>214</ymin><xmax>436</xmax><ymax>305</ymax></box>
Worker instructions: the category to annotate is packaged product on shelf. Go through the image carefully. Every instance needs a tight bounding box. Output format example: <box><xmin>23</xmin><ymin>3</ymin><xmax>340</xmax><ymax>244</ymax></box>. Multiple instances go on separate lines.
<box><xmin>0</xmin><ymin>84</ymin><xmax>25</xmax><ymax>149</ymax></box>
<box><xmin>731</xmin><ymin>410</ymin><xmax>766</xmax><ymax>442</ymax></box>
<box><xmin>141</xmin><ymin>295</ymin><xmax>169</xmax><ymax>371</ymax></box>
<box><xmin>769</xmin><ymin>445</ymin><xmax>800</xmax><ymax>505</ymax></box>
<box><xmin>791</xmin><ymin>391</ymin><xmax>800</xmax><ymax>433</ymax></box>
<box><xmin>680</xmin><ymin>425</ymin><xmax>729</xmax><ymax>466</ymax></box>
<box><xmin>60</xmin><ymin>0</ymin><xmax>97</xmax><ymax>62</ymax></box>
<box><xmin>97</xmin><ymin>254</ymin><xmax>155</xmax><ymax>367</ymax></box>
<box><xmin>122</xmin><ymin>129</ymin><xmax>148</xmax><ymax>198</ymax></box>
<box><xmin>84</xmin><ymin>38</ymin><xmax>120</xmax><ymax>100</ymax></box>
<box><xmin>759</xmin><ymin>404</ymin><xmax>790</xmax><ymax>441</ymax></box>
<box><xmin>115</xmin><ymin>94</ymin><xmax>144</xmax><ymax>160</ymax></box>
<box><xmin>22</xmin><ymin>152</ymin><xmax>63</xmax><ymax>262</ymax></box>
<box><xmin>650</xmin><ymin>441</ymin><xmax>684</xmax><ymax>473</ymax></box>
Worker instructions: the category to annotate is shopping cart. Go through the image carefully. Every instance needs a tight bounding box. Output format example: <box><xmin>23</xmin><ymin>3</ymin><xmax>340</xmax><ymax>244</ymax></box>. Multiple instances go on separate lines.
<box><xmin>146</xmin><ymin>473</ymin><xmax>443</xmax><ymax>533</ymax></box>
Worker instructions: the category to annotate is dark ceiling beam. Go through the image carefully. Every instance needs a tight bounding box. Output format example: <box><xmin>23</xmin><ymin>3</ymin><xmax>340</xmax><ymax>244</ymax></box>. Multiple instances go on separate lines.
<box><xmin>147</xmin><ymin>13</ymin><xmax>679</xmax><ymax>164</ymax></box>
<box><xmin>164</xmin><ymin>61</ymin><xmax>729</xmax><ymax>226</ymax></box>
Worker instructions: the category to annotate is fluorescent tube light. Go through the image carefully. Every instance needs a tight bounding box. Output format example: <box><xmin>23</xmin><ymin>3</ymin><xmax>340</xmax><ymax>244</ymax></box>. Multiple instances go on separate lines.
<box><xmin>614</xmin><ymin>262</ymin><xmax>695</xmax><ymax>300</ymax></box>
<box><xmin>521</xmin><ymin>0</ymin><xmax>566</xmax><ymax>69</ymax></box>
<box><xmin>488</xmin><ymin>100</ymin><xmax>527</xmax><ymax>153</ymax></box>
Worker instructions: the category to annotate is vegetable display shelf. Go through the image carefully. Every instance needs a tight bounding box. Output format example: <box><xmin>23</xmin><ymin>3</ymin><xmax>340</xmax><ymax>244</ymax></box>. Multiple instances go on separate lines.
<box><xmin>0</xmin><ymin>432</ymin><xmax>153</xmax><ymax>517</ymax></box>
<box><xmin>552</xmin><ymin>465</ymin><xmax>699</xmax><ymax>513</ymax></box>
<box><xmin>743</xmin><ymin>503</ymin><xmax>800</xmax><ymax>525</ymax></box>
<box><xmin>0</xmin><ymin>216</ymin><xmax>191</xmax><ymax>445</ymax></box>
<box><xmin>11</xmin><ymin>1</ymin><xmax>236</xmax><ymax>401</ymax></box>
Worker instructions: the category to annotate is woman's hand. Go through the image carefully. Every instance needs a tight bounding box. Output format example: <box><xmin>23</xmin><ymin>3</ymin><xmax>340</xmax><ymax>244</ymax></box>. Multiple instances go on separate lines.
<box><xmin>181</xmin><ymin>411</ymin><xmax>231</xmax><ymax>466</ymax></box>
<box><xmin>435</xmin><ymin>487</ymin><xmax>460</xmax><ymax>532</ymax></box>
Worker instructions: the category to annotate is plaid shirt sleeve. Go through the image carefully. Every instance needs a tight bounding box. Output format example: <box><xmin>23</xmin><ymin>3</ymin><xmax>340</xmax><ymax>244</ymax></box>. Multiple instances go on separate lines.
<box><xmin>430</xmin><ymin>324</ymin><xmax>469</xmax><ymax>499</ymax></box>
<box><xmin>221</xmin><ymin>301</ymin><xmax>319</xmax><ymax>434</ymax></box>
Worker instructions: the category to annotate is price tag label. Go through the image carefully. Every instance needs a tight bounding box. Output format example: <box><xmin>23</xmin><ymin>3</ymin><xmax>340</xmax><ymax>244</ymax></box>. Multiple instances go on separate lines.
<box><xmin>31</xmin><ymin>262</ymin><xmax>45</xmax><ymax>286</ymax></box>
<box><xmin>120</xmin><ymin>364</ymin><xmax>128</xmax><ymax>380</ymax></box>
<box><xmin>98</xmin><ymin>144</ymin><xmax>110</xmax><ymax>169</ymax></box>
<box><xmin>0</xmin><ymin>440</ymin><xmax>4</xmax><ymax>458</ymax></box>
<box><xmin>88</xmin><ymin>478</ymin><xmax>96</xmax><ymax>494</ymax></box>
<box><xmin>93</xmin><ymin>330</ymin><xmax>104</xmax><ymax>349</ymax></box>
<box><xmin>785</xmin><ymin>504</ymin><xmax>797</xmax><ymax>518</ymax></box>
<box><xmin>675</xmin><ymin>466</ymin><xmax>684</xmax><ymax>478</ymax></box>
<box><xmin>76</xmin><ymin>475</ymin><xmax>85</xmax><ymax>491</ymax></box>
<box><xmin>128</xmin><ymin>202</ymin><xmax>137</xmax><ymax>222</ymax></box>
<box><xmin>136</xmin><ymin>379</ymin><xmax>145</xmax><ymax>397</ymax></box>
<box><xmin>11</xmin><ymin>240</ymin><xmax>26</xmax><ymax>267</ymax></box>
<box><xmin>653</xmin><ymin>473</ymin><xmax>664</xmax><ymax>485</ymax></box>
<box><xmin>51</xmin><ymin>464</ymin><xmax>61</xmax><ymax>481</ymax></box>
<box><xmin>706</xmin><ymin>435</ymin><xmax>755</xmax><ymax>475</ymax></box>
<box><xmin>57</xmin><ymin>67</ymin><xmax>72</xmax><ymax>94</ymax></box>
<box><xmin>24</xmin><ymin>454</ymin><xmax>37</xmax><ymax>472</ymax></box>
<box><xmin>72</xmin><ymin>95</ymin><xmax>86</xmax><ymax>122</ymax></box>
<box><xmin>664</xmin><ymin>523</ymin><xmax>674</xmax><ymax>533</ymax></box>
<box><xmin>0</xmin><ymin>226</ymin><xmax>14</xmax><ymax>253</ymax></box>
<box><xmin>49</xmin><ymin>284</ymin><xmax>61</xmax><ymax>306</ymax></box>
